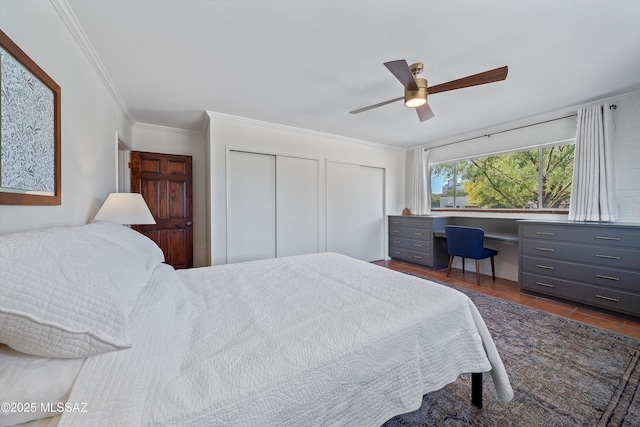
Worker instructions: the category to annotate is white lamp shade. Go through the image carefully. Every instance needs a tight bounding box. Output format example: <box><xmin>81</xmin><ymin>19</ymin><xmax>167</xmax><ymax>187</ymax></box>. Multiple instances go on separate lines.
<box><xmin>94</xmin><ymin>193</ymin><xmax>156</xmax><ymax>225</ymax></box>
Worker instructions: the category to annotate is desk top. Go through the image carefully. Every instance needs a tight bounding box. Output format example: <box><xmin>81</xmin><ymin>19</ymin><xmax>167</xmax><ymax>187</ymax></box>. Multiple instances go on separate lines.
<box><xmin>433</xmin><ymin>230</ymin><xmax>519</xmax><ymax>244</ymax></box>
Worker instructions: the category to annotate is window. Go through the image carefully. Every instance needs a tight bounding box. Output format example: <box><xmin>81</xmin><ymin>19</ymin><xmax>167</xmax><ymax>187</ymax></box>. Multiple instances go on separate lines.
<box><xmin>430</xmin><ymin>143</ymin><xmax>575</xmax><ymax>210</ymax></box>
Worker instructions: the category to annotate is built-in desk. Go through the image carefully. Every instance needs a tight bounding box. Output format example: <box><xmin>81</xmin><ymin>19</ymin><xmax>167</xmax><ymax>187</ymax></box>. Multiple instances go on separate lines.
<box><xmin>433</xmin><ymin>230</ymin><xmax>519</xmax><ymax>245</ymax></box>
<box><xmin>389</xmin><ymin>215</ymin><xmax>519</xmax><ymax>269</ymax></box>
<box><xmin>388</xmin><ymin>216</ymin><xmax>449</xmax><ymax>268</ymax></box>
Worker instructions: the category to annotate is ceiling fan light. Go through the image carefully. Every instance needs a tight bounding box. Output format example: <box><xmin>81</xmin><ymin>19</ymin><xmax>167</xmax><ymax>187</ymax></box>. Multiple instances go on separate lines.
<box><xmin>404</xmin><ymin>77</ymin><xmax>428</xmax><ymax>108</ymax></box>
<box><xmin>405</xmin><ymin>95</ymin><xmax>427</xmax><ymax>108</ymax></box>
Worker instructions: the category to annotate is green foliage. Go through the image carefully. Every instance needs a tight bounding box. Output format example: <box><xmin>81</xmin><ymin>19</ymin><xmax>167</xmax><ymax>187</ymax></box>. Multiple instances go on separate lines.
<box><xmin>431</xmin><ymin>193</ymin><xmax>442</xmax><ymax>208</ymax></box>
<box><xmin>540</xmin><ymin>145</ymin><xmax>574</xmax><ymax>208</ymax></box>
<box><xmin>431</xmin><ymin>144</ymin><xmax>574</xmax><ymax>209</ymax></box>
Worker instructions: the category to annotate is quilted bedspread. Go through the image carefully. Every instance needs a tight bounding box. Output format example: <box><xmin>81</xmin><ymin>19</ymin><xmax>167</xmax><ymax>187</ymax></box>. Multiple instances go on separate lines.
<box><xmin>60</xmin><ymin>253</ymin><xmax>512</xmax><ymax>426</ymax></box>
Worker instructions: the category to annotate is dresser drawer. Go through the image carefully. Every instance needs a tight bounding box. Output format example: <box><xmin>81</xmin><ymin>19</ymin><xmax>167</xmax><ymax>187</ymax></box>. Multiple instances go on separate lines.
<box><xmin>521</xmin><ymin>239</ymin><xmax>640</xmax><ymax>270</ymax></box>
<box><xmin>522</xmin><ymin>272</ymin><xmax>640</xmax><ymax>317</ymax></box>
<box><xmin>389</xmin><ymin>226</ymin><xmax>431</xmax><ymax>241</ymax></box>
<box><xmin>389</xmin><ymin>246</ymin><xmax>431</xmax><ymax>265</ymax></box>
<box><xmin>521</xmin><ymin>224</ymin><xmax>640</xmax><ymax>248</ymax></box>
<box><xmin>388</xmin><ymin>236</ymin><xmax>431</xmax><ymax>252</ymax></box>
<box><xmin>521</xmin><ymin>255</ymin><xmax>640</xmax><ymax>293</ymax></box>
<box><xmin>388</xmin><ymin>216</ymin><xmax>431</xmax><ymax>229</ymax></box>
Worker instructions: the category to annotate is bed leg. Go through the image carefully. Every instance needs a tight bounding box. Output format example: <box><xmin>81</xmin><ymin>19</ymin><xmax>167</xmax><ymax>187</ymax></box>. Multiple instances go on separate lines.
<box><xmin>471</xmin><ymin>372</ymin><xmax>483</xmax><ymax>409</ymax></box>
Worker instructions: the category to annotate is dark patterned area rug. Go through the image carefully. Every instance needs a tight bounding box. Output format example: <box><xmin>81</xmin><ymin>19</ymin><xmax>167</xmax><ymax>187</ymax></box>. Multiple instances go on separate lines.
<box><xmin>382</xmin><ymin>272</ymin><xmax>640</xmax><ymax>427</ymax></box>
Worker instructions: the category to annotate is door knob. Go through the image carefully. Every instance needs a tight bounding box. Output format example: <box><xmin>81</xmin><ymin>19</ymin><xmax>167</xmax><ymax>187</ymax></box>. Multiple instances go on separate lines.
<box><xmin>186</xmin><ymin>221</ymin><xmax>192</xmax><ymax>226</ymax></box>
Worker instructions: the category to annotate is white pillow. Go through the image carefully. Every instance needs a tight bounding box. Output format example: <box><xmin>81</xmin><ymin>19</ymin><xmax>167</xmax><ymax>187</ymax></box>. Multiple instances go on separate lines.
<box><xmin>83</xmin><ymin>221</ymin><xmax>165</xmax><ymax>272</ymax></box>
<box><xmin>0</xmin><ymin>225</ymin><xmax>150</xmax><ymax>358</ymax></box>
<box><xmin>0</xmin><ymin>345</ymin><xmax>83</xmax><ymax>426</ymax></box>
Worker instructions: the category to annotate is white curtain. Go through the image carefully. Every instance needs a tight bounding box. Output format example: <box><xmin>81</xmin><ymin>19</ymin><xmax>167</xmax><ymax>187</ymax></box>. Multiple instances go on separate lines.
<box><xmin>410</xmin><ymin>148</ymin><xmax>430</xmax><ymax>215</ymax></box>
<box><xmin>568</xmin><ymin>103</ymin><xmax>617</xmax><ymax>222</ymax></box>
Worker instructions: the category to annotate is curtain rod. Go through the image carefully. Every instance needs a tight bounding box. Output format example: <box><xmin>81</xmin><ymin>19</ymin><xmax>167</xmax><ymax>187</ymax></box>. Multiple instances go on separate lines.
<box><xmin>424</xmin><ymin>104</ymin><xmax>617</xmax><ymax>151</ymax></box>
<box><xmin>424</xmin><ymin>114</ymin><xmax>576</xmax><ymax>150</ymax></box>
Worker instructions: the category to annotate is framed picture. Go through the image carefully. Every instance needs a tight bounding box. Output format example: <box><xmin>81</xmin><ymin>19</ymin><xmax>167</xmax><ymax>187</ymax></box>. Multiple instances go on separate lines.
<box><xmin>0</xmin><ymin>29</ymin><xmax>61</xmax><ymax>205</ymax></box>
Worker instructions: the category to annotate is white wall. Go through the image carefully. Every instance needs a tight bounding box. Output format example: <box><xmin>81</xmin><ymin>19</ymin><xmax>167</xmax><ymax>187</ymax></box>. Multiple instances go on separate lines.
<box><xmin>612</xmin><ymin>91</ymin><xmax>640</xmax><ymax>223</ymax></box>
<box><xmin>207</xmin><ymin>112</ymin><xmax>406</xmax><ymax>266</ymax></box>
<box><xmin>131</xmin><ymin>123</ymin><xmax>207</xmax><ymax>267</ymax></box>
<box><xmin>0</xmin><ymin>1</ymin><xmax>132</xmax><ymax>234</ymax></box>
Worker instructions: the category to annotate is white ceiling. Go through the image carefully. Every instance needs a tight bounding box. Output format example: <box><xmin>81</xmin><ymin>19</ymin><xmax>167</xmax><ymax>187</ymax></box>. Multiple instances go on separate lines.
<box><xmin>66</xmin><ymin>0</ymin><xmax>640</xmax><ymax>148</ymax></box>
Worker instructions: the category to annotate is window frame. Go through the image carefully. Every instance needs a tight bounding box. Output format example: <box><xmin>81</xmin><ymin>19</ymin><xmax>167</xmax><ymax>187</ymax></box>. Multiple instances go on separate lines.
<box><xmin>429</xmin><ymin>139</ymin><xmax>575</xmax><ymax>213</ymax></box>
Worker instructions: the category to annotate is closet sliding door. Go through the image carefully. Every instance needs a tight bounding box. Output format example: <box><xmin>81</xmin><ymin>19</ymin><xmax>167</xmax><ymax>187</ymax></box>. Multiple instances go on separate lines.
<box><xmin>276</xmin><ymin>156</ymin><xmax>318</xmax><ymax>257</ymax></box>
<box><xmin>326</xmin><ymin>162</ymin><xmax>360</xmax><ymax>258</ymax></box>
<box><xmin>358</xmin><ymin>165</ymin><xmax>385</xmax><ymax>262</ymax></box>
<box><xmin>326</xmin><ymin>162</ymin><xmax>385</xmax><ymax>262</ymax></box>
<box><xmin>227</xmin><ymin>150</ymin><xmax>318</xmax><ymax>263</ymax></box>
<box><xmin>227</xmin><ymin>151</ymin><xmax>276</xmax><ymax>263</ymax></box>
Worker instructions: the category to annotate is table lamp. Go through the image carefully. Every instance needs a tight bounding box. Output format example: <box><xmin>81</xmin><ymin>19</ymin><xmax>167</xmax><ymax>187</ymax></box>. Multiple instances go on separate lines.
<box><xmin>93</xmin><ymin>193</ymin><xmax>156</xmax><ymax>225</ymax></box>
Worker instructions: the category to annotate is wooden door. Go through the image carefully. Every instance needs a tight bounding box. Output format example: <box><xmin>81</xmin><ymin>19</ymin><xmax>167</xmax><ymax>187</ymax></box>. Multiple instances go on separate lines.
<box><xmin>130</xmin><ymin>151</ymin><xmax>193</xmax><ymax>268</ymax></box>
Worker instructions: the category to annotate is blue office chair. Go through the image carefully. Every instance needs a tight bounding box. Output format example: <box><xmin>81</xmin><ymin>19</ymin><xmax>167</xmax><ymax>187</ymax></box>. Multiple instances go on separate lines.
<box><xmin>445</xmin><ymin>225</ymin><xmax>498</xmax><ymax>286</ymax></box>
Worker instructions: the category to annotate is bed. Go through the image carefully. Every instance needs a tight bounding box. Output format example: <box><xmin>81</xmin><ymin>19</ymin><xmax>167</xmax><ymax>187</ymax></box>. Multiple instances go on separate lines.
<box><xmin>0</xmin><ymin>221</ymin><xmax>512</xmax><ymax>427</ymax></box>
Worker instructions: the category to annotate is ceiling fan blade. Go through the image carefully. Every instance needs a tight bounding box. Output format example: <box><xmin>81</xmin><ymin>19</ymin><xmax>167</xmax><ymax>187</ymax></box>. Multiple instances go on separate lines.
<box><xmin>349</xmin><ymin>96</ymin><xmax>404</xmax><ymax>114</ymax></box>
<box><xmin>384</xmin><ymin>60</ymin><xmax>418</xmax><ymax>91</ymax></box>
<box><xmin>416</xmin><ymin>103</ymin><xmax>435</xmax><ymax>122</ymax></box>
<box><xmin>427</xmin><ymin>66</ymin><xmax>508</xmax><ymax>95</ymax></box>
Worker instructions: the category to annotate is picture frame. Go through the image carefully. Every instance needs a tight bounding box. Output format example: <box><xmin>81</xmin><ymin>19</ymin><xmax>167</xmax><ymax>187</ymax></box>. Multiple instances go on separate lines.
<box><xmin>0</xmin><ymin>29</ymin><xmax>61</xmax><ymax>205</ymax></box>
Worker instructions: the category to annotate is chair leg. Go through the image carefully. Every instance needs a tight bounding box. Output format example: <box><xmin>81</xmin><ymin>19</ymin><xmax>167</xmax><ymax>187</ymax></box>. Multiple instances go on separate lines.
<box><xmin>462</xmin><ymin>258</ymin><xmax>465</xmax><ymax>273</ymax></box>
<box><xmin>475</xmin><ymin>259</ymin><xmax>481</xmax><ymax>286</ymax></box>
<box><xmin>491</xmin><ymin>256</ymin><xmax>496</xmax><ymax>281</ymax></box>
<box><xmin>446</xmin><ymin>255</ymin><xmax>454</xmax><ymax>277</ymax></box>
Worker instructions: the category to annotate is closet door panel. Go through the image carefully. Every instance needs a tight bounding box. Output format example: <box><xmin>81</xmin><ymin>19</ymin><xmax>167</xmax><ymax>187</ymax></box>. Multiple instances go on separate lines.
<box><xmin>326</xmin><ymin>162</ymin><xmax>361</xmax><ymax>259</ymax></box>
<box><xmin>276</xmin><ymin>156</ymin><xmax>318</xmax><ymax>257</ymax></box>
<box><xmin>359</xmin><ymin>166</ymin><xmax>385</xmax><ymax>262</ymax></box>
<box><xmin>327</xmin><ymin>162</ymin><xmax>385</xmax><ymax>262</ymax></box>
<box><xmin>227</xmin><ymin>151</ymin><xmax>276</xmax><ymax>263</ymax></box>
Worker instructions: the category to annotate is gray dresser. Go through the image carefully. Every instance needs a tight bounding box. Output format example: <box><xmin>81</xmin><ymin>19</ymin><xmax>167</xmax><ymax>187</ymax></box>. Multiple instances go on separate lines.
<box><xmin>518</xmin><ymin>221</ymin><xmax>640</xmax><ymax>317</ymax></box>
<box><xmin>388</xmin><ymin>216</ymin><xmax>449</xmax><ymax>269</ymax></box>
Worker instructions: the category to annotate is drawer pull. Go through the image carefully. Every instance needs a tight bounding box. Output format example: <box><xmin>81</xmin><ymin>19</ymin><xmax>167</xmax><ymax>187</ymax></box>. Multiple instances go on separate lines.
<box><xmin>392</xmin><ymin>240</ymin><xmax>401</xmax><ymax>244</ymax></box>
<box><xmin>596</xmin><ymin>236</ymin><xmax>620</xmax><ymax>241</ymax></box>
<box><xmin>413</xmin><ymin>233</ymin><xmax>423</xmax><ymax>236</ymax></box>
<box><xmin>413</xmin><ymin>255</ymin><xmax>423</xmax><ymax>259</ymax></box>
<box><xmin>595</xmin><ymin>254</ymin><xmax>621</xmax><ymax>260</ymax></box>
<box><xmin>535</xmin><ymin>264</ymin><xmax>554</xmax><ymax>270</ymax></box>
<box><xmin>536</xmin><ymin>231</ymin><xmax>555</xmax><ymax>236</ymax></box>
<box><xmin>413</xmin><ymin>244</ymin><xmax>423</xmax><ymax>248</ymax></box>
<box><xmin>392</xmin><ymin>230</ymin><xmax>400</xmax><ymax>233</ymax></box>
<box><xmin>595</xmin><ymin>274</ymin><xmax>620</xmax><ymax>281</ymax></box>
<box><xmin>392</xmin><ymin>221</ymin><xmax>401</xmax><ymax>224</ymax></box>
<box><xmin>536</xmin><ymin>247</ymin><xmax>555</xmax><ymax>252</ymax></box>
<box><xmin>414</xmin><ymin>222</ymin><xmax>423</xmax><ymax>226</ymax></box>
<box><xmin>595</xmin><ymin>295</ymin><xmax>620</xmax><ymax>303</ymax></box>
<box><xmin>535</xmin><ymin>281</ymin><xmax>555</xmax><ymax>288</ymax></box>
<box><xmin>393</xmin><ymin>251</ymin><xmax>401</xmax><ymax>255</ymax></box>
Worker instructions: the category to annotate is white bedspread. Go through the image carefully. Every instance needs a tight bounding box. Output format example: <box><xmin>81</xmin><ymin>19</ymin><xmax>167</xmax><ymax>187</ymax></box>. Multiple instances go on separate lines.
<box><xmin>59</xmin><ymin>253</ymin><xmax>512</xmax><ymax>426</ymax></box>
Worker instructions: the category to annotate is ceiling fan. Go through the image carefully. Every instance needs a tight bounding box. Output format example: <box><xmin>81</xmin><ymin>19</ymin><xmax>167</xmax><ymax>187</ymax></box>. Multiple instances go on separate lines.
<box><xmin>349</xmin><ymin>60</ymin><xmax>508</xmax><ymax>122</ymax></box>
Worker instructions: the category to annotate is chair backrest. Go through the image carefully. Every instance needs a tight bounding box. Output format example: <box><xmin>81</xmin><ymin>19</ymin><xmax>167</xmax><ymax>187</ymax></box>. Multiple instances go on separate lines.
<box><xmin>444</xmin><ymin>225</ymin><xmax>486</xmax><ymax>258</ymax></box>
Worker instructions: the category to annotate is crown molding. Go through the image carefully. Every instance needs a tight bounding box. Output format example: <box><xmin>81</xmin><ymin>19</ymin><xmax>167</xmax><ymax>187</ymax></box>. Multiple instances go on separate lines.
<box><xmin>206</xmin><ymin>111</ymin><xmax>408</xmax><ymax>152</ymax></box>
<box><xmin>134</xmin><ymin>122</ymin><xmax>204</xmax><ymax>136</ymax></box>
<box><xmin>51</xmin><ymin>0</ymin><xmax>134</xmax><ymax>126</ymax></box>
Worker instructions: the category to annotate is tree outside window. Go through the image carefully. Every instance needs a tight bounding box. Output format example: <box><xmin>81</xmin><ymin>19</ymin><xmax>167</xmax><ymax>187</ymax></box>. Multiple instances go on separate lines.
<box><xmin>430</xmin><ymin>144</ymin><xmax>574</xmax><ymax>210</ymax></box>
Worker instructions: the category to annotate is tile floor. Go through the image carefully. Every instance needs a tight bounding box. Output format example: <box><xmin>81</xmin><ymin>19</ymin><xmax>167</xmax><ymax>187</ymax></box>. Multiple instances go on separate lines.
<box><xmin>372</xmin><ymin>259</ymin><xmax>640</xmax><ymax>340</ymax></box>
